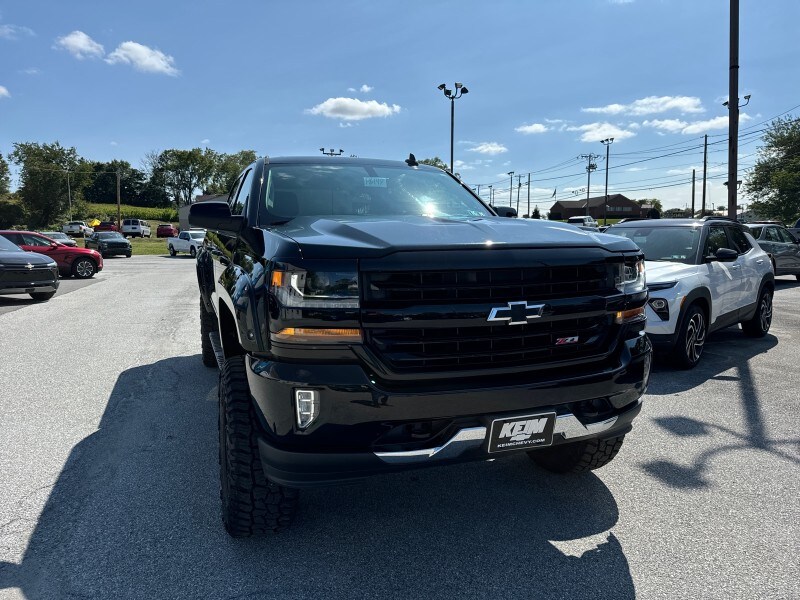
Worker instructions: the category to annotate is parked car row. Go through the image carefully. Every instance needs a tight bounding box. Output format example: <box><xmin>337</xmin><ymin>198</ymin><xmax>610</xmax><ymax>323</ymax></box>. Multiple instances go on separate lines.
<box><xmin>0</xmin><ymin>230</ymin><xmax>103</xmax><ymax>280</ymax></box>
<box><xmin>61</xmin><ymin>219</ymin><xmax>157</xmax><ymax>238</ymax></box>
<box><xmin>0</xmin><ymin>234</ymin><xmax>60</xmax><ymax>302</ymax></box>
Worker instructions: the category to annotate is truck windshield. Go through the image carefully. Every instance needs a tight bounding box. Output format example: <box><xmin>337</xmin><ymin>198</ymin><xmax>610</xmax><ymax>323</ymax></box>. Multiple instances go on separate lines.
<box><xmin>260</xmin><ymin>164</ymin><xmax>492</xmax><ymax>224</ymax></box>
<box><xmin>609</xmin><ymin>226</ymin><xmax>701</xmax><ymax>264</ymax></box>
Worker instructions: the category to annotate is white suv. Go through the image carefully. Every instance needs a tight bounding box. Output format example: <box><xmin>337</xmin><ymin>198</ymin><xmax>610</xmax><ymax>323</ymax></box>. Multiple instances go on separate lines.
<box><xmin>606</xmin><ymin>217</ymin><xmax>774</xmax><ymax>368</ymax></box>
<box><xmin>122</xmin><ymin>219</ymin><xmax>151</xmax><ymax>238</ymax></box>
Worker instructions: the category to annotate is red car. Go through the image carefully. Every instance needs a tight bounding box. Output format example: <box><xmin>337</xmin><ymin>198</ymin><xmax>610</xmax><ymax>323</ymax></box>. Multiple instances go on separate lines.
<box><xmin>0</xmin><ymin>230</ymin><xmax>104</xmax><ymax>278</ymax></box>
<box><xmin>157</xmin><ymin>223</ymin><xmax>179</xmax><ymax>238</ymax></box>
<box><xmin>95</xmin><ymin>221</ymin><xmax>119</xmax><ymax>232</ymax></box>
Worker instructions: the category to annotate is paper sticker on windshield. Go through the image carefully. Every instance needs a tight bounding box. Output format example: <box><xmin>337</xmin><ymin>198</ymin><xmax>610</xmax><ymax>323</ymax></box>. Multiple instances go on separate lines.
<box><xmin>364</xmin><ymin>177</ymin><xmax>388</xmax><ymax>188</ymax></box>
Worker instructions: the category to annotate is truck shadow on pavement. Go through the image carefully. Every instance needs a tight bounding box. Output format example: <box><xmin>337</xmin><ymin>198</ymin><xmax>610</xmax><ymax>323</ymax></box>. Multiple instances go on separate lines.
<box><xmin>642</xmin><ymin>331</ymin><xmax>798</xmax><ymax>490</ymax></box>
<box><xmin>0</xmin><ymin>355</ymin><xmax>635</xmax><ymax>600</ymax></box>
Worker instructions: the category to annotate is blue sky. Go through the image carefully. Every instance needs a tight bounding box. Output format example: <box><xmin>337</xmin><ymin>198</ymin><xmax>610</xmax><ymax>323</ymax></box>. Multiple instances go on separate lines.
<box><xmin>1</xmin><ymin>0</ymin><xmax>798</xmax><ymax>211</ymax></box>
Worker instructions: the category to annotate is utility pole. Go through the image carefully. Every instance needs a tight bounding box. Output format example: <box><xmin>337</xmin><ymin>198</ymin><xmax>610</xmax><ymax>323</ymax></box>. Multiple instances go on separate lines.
<box><xmin>66</xmin><ymin>170</ymin><xmax>72</xmax><ymax>220</ymax></box>
<box><xmin>600</xmin><ymin>138</ymin><xmax>614</xmax><ymax>226</ymax></box>
<box><xmin>515</xmin><ymin>174</ymin><xmax>524</xmax><ymax>213</ymax></box>
<box><xmin>507</xmin><ymin>171</ymin><xmax>514</xmax><ymax>207</ymax></box>
<box><xmin>116</xmin><ymin>169</ymin><xmax>122</xmax><ymax>230</ymax></box>
<box><xmin>579</xmin><ymin>154</ymin><xmax>599</xmax><ymax>216</ymax></box>
<box><xmin>701</xmin><ymin>134</ymin><xmax>708</xmax><ymax>216</ymax></box>
<box><xmin>727</xmin><ymin>0</ymin><xmax>739</xmax><ymax>219</ymax></box>
<box><xmin>526</xmin><ymin>172</ymin><xmax>531</xmax><ymax>218</ymax></box>
<box><xmin>691</xmin><ymin>169</ymin><xmax>696</xmax><ymax>217</ymax></box>
<box><xmin>488</xmin><ymin>184</ymin><xmax>493</xmax><ymax>206</ymax></box>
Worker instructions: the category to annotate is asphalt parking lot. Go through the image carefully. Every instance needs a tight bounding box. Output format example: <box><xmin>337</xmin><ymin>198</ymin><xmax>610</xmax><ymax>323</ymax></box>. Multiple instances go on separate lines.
<box><xmin>0</xmin><ymin>256</ymin><xmax>798</xmax><ymax>600</ymax></box>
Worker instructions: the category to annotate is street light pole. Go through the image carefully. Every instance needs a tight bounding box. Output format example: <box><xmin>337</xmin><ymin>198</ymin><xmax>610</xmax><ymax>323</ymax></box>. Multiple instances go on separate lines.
<box><xmin>507</xmin><ymin>171</ymin><xmax>514</xmax><ymax>207</ymax></box>
<box><xmin>600</xmin><ymin>138</ymin><xmax>614</xmax><ymax>226</ymax></box>
<box><xmin>437</xmin><ymin>82</ymin><xmax>469</xmax><ymax>173</ymax></box>
<box><xmin>578</xmin><ymin>154</ymin><xmax>599</xmax><ymax>217</ymax></box>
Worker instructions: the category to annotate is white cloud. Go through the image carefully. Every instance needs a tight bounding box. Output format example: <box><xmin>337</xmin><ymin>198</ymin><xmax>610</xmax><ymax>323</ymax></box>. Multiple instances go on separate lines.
<box><xmin>347</xmin><ymin>84</ymin><xmax>373</xmax><ymax>93</ymax></box>
<box><xmin>106</xmin><ymin>41</ymin><xmax>179</xmax><ymax>76</ymax></box>
<box><xmin>110</xmin><ymin>141</ymin><xmax>118</xmax><ymax>146</ymax></box>
<box><xmin>642</xmin><ymin>118</ymin><xmax>689</xmax><ymax>133</ymax></box>
<box><xmin>0</xmin><ymin>85</ymin><xmax>10</xmax><ymax>99</ymax></box>
<box><xmin>468</xmin><ymin>142</ymin><xmax>508</xmax><ymax>155</ymax></box>
<box><xmin>515</xmin><ymin>123</ymin><xmax>549</xmax><ymax>135</ymax></box>
<box><xmin>306</xmin><ymin>97</ymin><xmax>401</xmax><ymax>121</ymax></box>
<box><xmin>626</xmin><ymin>167</ymin><xmax>647</xmax><ymax>172</ymax></box>
<box><xmin>453</xmin><ymin>160</ymin><xmax>475</xmax><ymax>171</ymax></box>
<box><xmin>21</xmin><ymin>67</ymin><xmax>39</xmax><ymax>75</ymax></box>
<box><xmin>54</xmin><ymin>30</ymin><xmax>105</xmax><ymax>60</ymax></box>
<box><xmin>200</xmin><ymin>138</ymin><xmax>210</xmax><ymax>145</ymax></box>
<box><xmin>610</xmin><ymin>0</ymin><xmax>635</xmax><ymax>4</ymax></box>
<box><xmin>582</xmin><ymin>95</ymin><xmax>704</xmax><ymax>116</ymax></box>
<box><xmin>545</xmin><ymin>118</ymin><xmax>565</xmax><ymax>124</ymax></box>
<box><xmin>0</xmin><ymin>24</ymin><xmax>34</xmax><ymax>39</ymax></box>
<box><xmin>566</xmin><ymin>122</ymin><xmax>636</xmax><ymax>143</ymax></box>
<box><xmin>680</xmin><ymin>114</ymin><xmax>749</xmax><ymax>134</ymax></box>
<box><xmin>338</xmin><ymin>122</ymin><xmax>353</xmax><ymax>128</ymax></box>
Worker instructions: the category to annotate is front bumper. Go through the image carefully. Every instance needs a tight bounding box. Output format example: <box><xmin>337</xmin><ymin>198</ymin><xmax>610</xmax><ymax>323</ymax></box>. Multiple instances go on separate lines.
<box><xmin>99</xmin><ymin>247</ymin><xmax>131</xmax><ymax>256</ymax></box>
<box><xmin>248</xmin><ymin>332</ymin><xmax>651</xmax><ymax>488</ymax></box>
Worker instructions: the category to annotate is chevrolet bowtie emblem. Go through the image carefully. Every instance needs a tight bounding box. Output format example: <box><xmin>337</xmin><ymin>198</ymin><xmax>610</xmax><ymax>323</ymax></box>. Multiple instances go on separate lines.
<box><xmin>25</xmin><ymin>263</ymin><xmax>34</xmax><ymax>270</ymax></box>
<box><xmin>487</xmin><ymin>301</ymin><xmax>546</xmax><ymax>325</ymax></box>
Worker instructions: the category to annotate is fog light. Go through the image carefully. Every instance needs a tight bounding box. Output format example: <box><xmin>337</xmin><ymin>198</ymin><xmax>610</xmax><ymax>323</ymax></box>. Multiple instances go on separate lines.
<box><xmin>295</xmin><ymin>389</ymin><xmax>319</xmax><ymax>429</ymax></box>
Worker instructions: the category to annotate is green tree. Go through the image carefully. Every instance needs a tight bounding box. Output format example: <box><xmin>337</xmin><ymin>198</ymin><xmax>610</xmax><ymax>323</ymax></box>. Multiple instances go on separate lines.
<box><xmin>154</xmin><ymin>148</ymin><xmax>216</xmax><ymax>208</ymax></box>
<box><xmin>9</xmin><ymin>142</ymin><xmax>90</xmax><ymax>228</ymax></box>
<box><xmin>531</xmin><ymin>206</ymin><xmax>541</xmax><ymax>219</ymax></box>
<box><xmin>636</xmin><ymin>198</ymin><xmax>663</xmax><ymax>212</ymax></box>
<box><xmin>745</xmin><ymin>116</ymin><xmax>800</xmax><ymax>223</ymax></box>
<box><xmin>419</xmin><ymin>157</ymin><xmax>448</xmax><ymax>170</ymax></box>
<box><xmin>205</xmin><ymin>150</ymin><xmax>257</xmax><ymax>195</ymax></box>
<box><xmin>0</xmin><ymin>153</ymin><xmax>10</xmax><ymax>196</ymax></box>
<box><xmin>83</xmin><ymin>160</ymin><xmax>146</xmax><ymax>205</ymax></box>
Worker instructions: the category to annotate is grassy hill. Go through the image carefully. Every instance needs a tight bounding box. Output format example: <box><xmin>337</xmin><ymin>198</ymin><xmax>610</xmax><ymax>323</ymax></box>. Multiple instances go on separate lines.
<box><xmin>84</xmin><ymin>203</ymin><xmax>178</xmax><ymax>223</ymax></box>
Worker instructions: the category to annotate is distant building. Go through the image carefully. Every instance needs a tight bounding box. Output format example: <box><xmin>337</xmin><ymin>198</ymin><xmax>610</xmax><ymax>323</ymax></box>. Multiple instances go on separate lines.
<box><xmin>549</xmin><ymin>194</ymin><xmax>642</xmax><ymax>221</ymax></box>
<box><xmin>178</xmin><ymin>193</ymin><xmax>227</xmax><ymax>230</ymax></box>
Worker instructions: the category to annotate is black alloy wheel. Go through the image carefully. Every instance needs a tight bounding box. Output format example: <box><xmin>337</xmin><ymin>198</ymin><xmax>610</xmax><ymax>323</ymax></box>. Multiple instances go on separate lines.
<box><xmin>742</xmin><ymin>288</ymin><xmax>773</xmax><ymax>337</ymax></box>
<box><xmin>673</xmin><ymin>304</ymin><xmax>706</xmax><ymax>369</ymax></box>
<box><xmin>72</xmin><ymin>257</ymin><xmax>96</xmax><ymax>279</ymax></box>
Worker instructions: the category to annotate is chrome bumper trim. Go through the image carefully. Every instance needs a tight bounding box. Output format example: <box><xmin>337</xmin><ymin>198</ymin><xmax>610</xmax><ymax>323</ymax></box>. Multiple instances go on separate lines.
<box><xmin>375</xmin><ymin>427</ymin><xmax>487</xmax><ymax>464</ymax></box>
<box><xmin>373</xmin><ymin>402</ymin><xmax>637</xmax><ymax>465</ymax></box>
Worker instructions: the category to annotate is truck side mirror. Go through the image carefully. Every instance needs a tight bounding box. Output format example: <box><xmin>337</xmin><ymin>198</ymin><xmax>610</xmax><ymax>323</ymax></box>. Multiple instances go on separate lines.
<box><xmin>189</xmin><ymin>202</ymin><xmax>243</xmax><ymax>236</ymax></box>
<box><xmin>494</xmin><ymin>206</ymin><xmax>518</xmax><ymax>218</ymax></box>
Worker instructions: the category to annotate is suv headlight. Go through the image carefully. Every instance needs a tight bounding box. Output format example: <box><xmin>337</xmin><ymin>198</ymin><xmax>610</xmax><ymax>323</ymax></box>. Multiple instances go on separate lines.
<box><xmin>270</xmin><ymin>269</ymin><xmax>359</xmax><ymax>308</ymax></box>
<box><xmin>615</xmin><ymin>259</ymin><xmax>646</xmax><ymax>294</ymax></box>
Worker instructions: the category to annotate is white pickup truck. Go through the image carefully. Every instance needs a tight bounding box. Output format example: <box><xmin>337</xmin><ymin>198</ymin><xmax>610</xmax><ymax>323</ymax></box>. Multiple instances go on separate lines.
<box><xmin>167</xmin><ymin>229</ymin><xmax>206</xmax><ymax>257</ymax></box>
<box><xmin>63</xmin><ymin>221</ymin><xmax>94</xmax><ymax>237</ymax></box>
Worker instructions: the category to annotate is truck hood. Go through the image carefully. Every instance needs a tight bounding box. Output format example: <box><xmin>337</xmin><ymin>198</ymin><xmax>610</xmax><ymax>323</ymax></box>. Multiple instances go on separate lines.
<box><xmin>272</xmin><ymin>216</ymin><xmax>639</xmax><ymax>259</ymax></box>
<box><xmin>644</xmin><ymin>260</ymin><xmax>697</xmax><ymax>282</ymax></box>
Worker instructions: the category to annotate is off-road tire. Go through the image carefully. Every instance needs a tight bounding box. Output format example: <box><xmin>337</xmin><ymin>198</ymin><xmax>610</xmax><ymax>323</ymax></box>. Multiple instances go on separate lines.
<box><xmin>30</xmin><ymin>291</ymin><xmax>56</xmax><ymax>302</ymax></box>
<box><xmin>169</xmin><ymin>244</ymin><xmax>176</xmax><ymax>257</ymax></box>
<box><xmin>528</xmin><ymin>435</ymin><xmax>625</xmax><ymax>474</ymax></box>
<box><xmin>71</xmin><ymin>257</ymin><xmax>96</xmax><ymax>279</ymax></box>
<box><xmin>672</xmin><ymin>303</ymin><xmax>706</xmax><ymax>369</ymax></box>
<box><xmin>200</xmin><ymin>299</ymin><xmax>218</xmax><ymax>368</ymax></box>
<box><xmin>218</xmin><ymin>356</ymin><xmax>298</xmax><ymax>537</ymax></box>
<box><xmin>741</xmin><ymin>287</ymin><xmax>773</xmax><ymax>338</ymax></box>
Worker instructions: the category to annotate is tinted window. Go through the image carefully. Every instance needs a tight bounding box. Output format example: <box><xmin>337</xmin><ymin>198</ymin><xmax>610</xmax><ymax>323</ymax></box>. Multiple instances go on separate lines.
<box><xmin>748</xmin><ymin>226</ymin><xmax>763</xmax><ymax>239</ymax></box>
<box><xmin>22</xmin><ymin>233</ymin><xmax>51</xmax><ymax>247</ymax></box>
<box><xmin>2</xmin><ymin>232</ymin><xmax>25</xmax><ymax>246</ymax></box>
<box><xmin>231</xmin><ymin>168</ymin><xmax>254</xmax><ymax>216</ymax></box>
<box><xmin>775</xmin><ymin>227</ymin><xmax>795</xmax><ymax>244</ymax></box>
<box><xmin>704</xmin><ymin>226</ymin><xmax>732</xmax><ymax>256</ymax></box>
<box><xmin>728</xmin><ymin>227</ymin><xmax>751</xmax><ymax>253</ymax></box>
<box><xmin>180</xmin><ymin>232</ymin><xmax>189</xmax><ymax>240</ymax></box>
<box><xmin>261</xmin><ymin>163</ymin><xmax>492</xmax><ymax>223</ymax></box>
<box><xmin>764</xmin><ymin>227</ymin><xmax>782</xmax><ymax>242</ymax></box>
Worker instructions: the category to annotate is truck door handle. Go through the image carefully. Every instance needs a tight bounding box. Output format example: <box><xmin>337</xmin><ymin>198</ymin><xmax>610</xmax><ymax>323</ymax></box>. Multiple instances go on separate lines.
<box><xmin>730</xmin><ymin>264</ymin><xmax>740</xmax><ymax>270</ymax></box>
<box><xmin>756</xmin><ymin>259</ymin><xmax>764</xmax><ymax>264</ymax></box>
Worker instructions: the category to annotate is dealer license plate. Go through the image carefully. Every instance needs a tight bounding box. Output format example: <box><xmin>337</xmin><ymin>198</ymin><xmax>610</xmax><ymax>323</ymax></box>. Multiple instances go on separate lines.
<box><xmin>488</xmin><ymin>412</ymin><xmax>556</xmax><ymax>453</ymax></box>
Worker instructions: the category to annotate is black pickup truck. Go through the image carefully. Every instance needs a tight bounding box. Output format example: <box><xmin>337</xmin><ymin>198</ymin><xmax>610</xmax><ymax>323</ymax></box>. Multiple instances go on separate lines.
<box><xmin>190</xmin><ymin>156</ymin><xmax>651</xmax><ymax>537</ymax></box>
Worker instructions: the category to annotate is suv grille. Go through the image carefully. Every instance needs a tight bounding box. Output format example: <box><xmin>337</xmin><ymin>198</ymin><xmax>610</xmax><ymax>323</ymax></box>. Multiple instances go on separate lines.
<box><xmin>362</xmin><ymin>265</ymin><xmax>618</xmax><ymax>373</ymax></box>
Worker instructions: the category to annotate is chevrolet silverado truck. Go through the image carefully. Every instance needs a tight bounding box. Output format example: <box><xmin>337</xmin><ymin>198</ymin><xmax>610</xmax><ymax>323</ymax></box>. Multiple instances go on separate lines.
<box><xmin>190</xmin><ymin>156</ymin><xmax>651</xmax><ymax>537</ymax></box>
<box><xmin>167</xmin><ymin>229</ymin><xmax>205</xmax><ymax>257</ymax></box>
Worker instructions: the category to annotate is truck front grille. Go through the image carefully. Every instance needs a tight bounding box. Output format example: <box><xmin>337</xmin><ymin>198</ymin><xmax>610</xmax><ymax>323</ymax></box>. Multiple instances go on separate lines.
<box><xmin>362</xmin><ymin>264</ymin><xmax>618</xmax><ymax>374</ymax></box>
<box><xmin>363</xmin><ymin>265</ymin><xmax>612</xmax><ymax>304</ymax></box>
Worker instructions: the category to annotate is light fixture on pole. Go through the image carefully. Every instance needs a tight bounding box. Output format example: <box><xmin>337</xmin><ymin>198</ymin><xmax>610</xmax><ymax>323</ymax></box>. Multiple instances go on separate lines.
<box><xmin>319</xmin><ymin>148</ymin><xmax>344</xmax><ymax>156</ymax></box>
<box><xmin>600</xmin><ymin>138</ymin><xmax>614</xmax><ymax>226</ymax></box>
<box><xmin>437</xmin><ymin>82</ymin><xmax>469</xmax><ymax>173</ymax></box>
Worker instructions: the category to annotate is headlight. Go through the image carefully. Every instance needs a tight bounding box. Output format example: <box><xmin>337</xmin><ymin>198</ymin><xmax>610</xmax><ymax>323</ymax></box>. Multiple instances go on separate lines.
<box><xmin>270</xmin><ymin>269</ymin><xmax>359</xmax><ymax>308</ymax></box>
<box><xmin>615</xmin><ymin>259</ymin><xmax>645</xmax><ymax>294</ymax></box>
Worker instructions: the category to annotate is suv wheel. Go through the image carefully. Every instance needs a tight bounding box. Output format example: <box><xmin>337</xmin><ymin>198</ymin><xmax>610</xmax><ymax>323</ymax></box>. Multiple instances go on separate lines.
<box><xmin>190</xmin><ymin>246</ymin><xmax>197</xmax><ymax>258</ymax></box>
<box><xmin>168</xmin><ymin>244</ymin><xmax>176</xmax><ymax>257</ymax></box>
<box><xmin>673</xmin><ymin>303</ymin><xmax>706</xmax><ymax>369</ymax></box>
<box><xmin>200</xmin><ymin>299</ymin><xmax>218</xmax><ymax>368</ymax></box>
<box><xmin>218</xmin><ymin>356</ymin><xmax>298</xmax><ymax>537</ymax></box>
<box><xmin>741</xmin><ymin>287</ymin><xmax>773</xmax><ymax>337</ymax></box>
<box><xmin>72</xmin><ymin>257</ymin><xmax>96</xmax><ymax>279</ymax></box>
<box><xmin>528</xmin><ymin>436</ymin><xmax>625</xmax><ymax>473</ymax></box>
